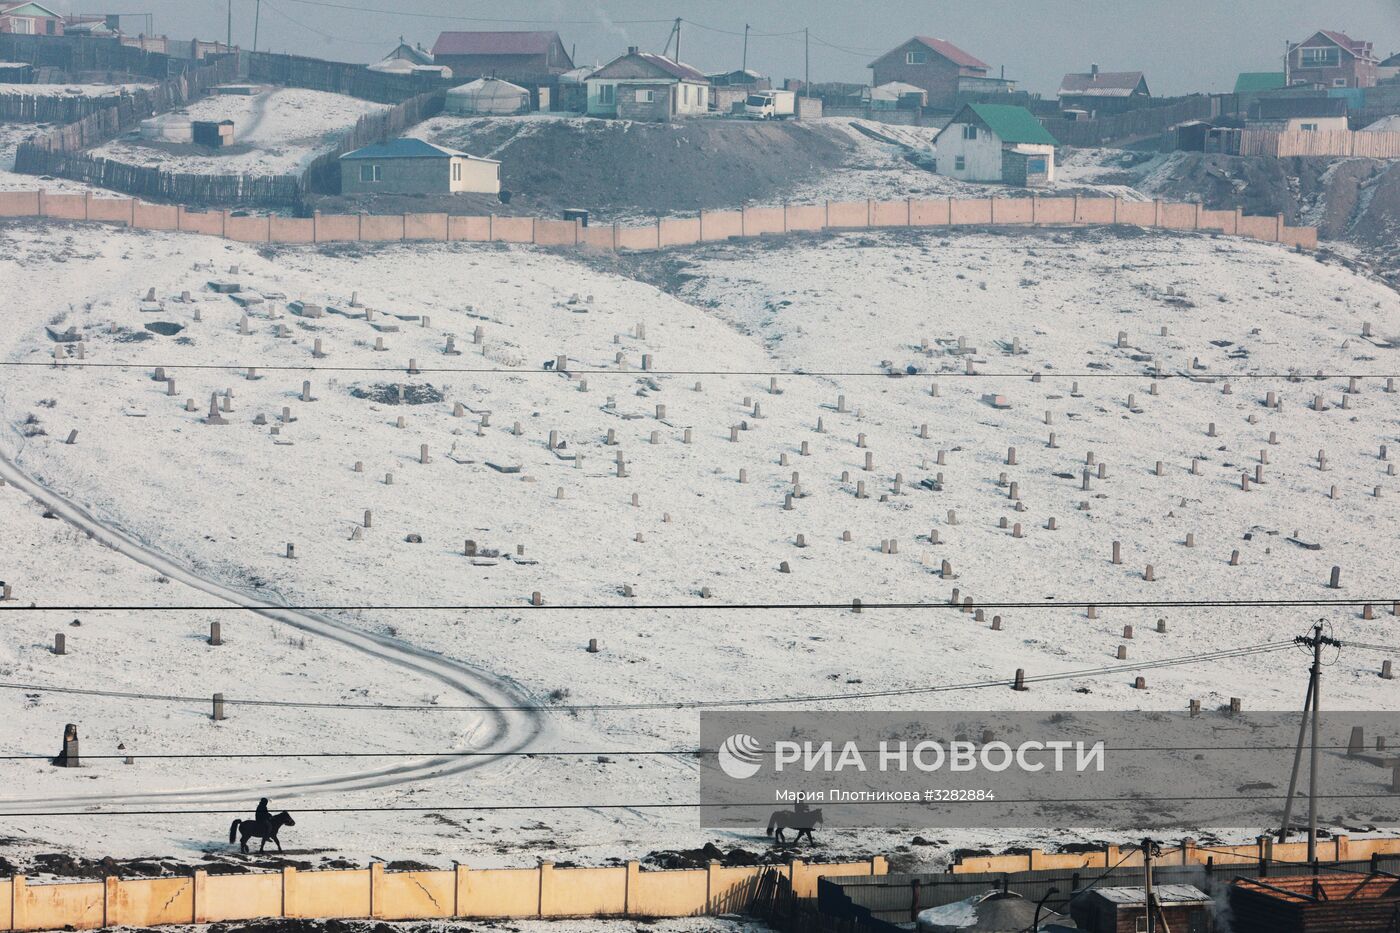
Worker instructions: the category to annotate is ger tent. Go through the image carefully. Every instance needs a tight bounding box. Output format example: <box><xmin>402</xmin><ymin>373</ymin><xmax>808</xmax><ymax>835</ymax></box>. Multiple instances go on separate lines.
<box><xmin>446</xmin><ymin>77</ymin><xmax>531</xmax><ymax>115</ymax></box>
<box><xmin>917</xmin><ymin>890</ymin><xmax>1070</xmax><ymax>932</ymax></box>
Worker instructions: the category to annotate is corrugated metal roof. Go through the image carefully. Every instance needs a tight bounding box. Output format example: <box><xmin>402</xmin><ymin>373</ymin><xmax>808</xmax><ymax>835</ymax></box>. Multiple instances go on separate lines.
<box><xmin>339</xmin><ymin>137</ymin><xmax>498</xmax><ymax>163</ymax></box>
<box><xmin>940</xmin><ymin>103</ymin><xmax>1059</xmax><ymax>146</ymax></box>
<box><xmin>1059</xmin><ymin>71</ymin><xmax>1147</xmax><ymax>97</ymax></box>
<box><xmin>1093</xmin><ymin>885</ymin><xmax>1212</xmax><ymax>905</ymax></box>
<box><xmin>1254</xmin><ymin>95</ymin><xmax>1349</xmax><ymax>119</ymax></box>
<box><xmin>431</xmin><ymin>30</ymin><xmax>558</xmax><ymax>57</ymax></box>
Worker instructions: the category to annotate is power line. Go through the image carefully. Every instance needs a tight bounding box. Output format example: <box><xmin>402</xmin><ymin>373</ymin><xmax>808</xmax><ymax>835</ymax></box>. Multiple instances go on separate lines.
<box><xmin>0</xmin><ymin>640</ymin><xmax>1295</xmax><ymax>712</ymax></box>
<box><xmin>5</xmin><ymin>792</ymin><xmax>1400</xmax><ymax>819</ymax></box>
<box><xmin>0</xmin><ymin>743</ymin><xmax>1371</xmax><ymax>761</ymax></box>
<box><xmin>2</xmin><ymin>599</ymin><xmax>1394</xmax><ymax>611</ymax></box>
<box><xmin>268</xmin><ymin>0</ymin><xmax>673</xmax><ymax>25</ymax></box>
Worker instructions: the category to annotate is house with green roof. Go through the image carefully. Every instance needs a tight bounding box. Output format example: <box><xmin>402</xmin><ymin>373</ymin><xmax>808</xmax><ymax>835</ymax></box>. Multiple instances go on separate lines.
<box><xmin>932</xmin><ymin>103</ymin><xmax>1058</xmax><ymax>186</ymax></box>
<box><xmin>1234</xmin><ymin>72</ymin><xmax>1286</xmax><ymax>94</ymax></box>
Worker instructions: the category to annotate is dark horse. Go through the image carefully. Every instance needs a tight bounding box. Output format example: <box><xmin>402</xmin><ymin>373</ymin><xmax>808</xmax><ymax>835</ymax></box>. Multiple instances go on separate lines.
<box><xmin>766</xmin><ymin>807</ymin><xmax>822</xmax><ymax>844</ymax></box>
<box><xmin>230</xmin><ymin>812</ymin><xmax>296</xmax><ymax>853</ymax></box>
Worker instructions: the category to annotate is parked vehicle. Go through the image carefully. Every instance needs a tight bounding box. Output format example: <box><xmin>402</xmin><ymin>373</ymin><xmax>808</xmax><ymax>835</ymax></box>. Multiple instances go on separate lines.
<box><xmin>745</xmin><ymin>89</ymin><xmax>796</xmax><ymax>120</ymax></box>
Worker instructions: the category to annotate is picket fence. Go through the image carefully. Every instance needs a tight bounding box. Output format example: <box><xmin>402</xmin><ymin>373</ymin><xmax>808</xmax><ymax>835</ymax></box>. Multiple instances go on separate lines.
<box><xmin>0</xmin><ymin>857</ymin><xmax>885</xmax><ymax>931</ymax></box>
<box><xmin>1239</xmin><ymin>128</ymin><xmax>1400</xmax><ymax>159</ymax></box>
<box><xmin>0</xmin><ymin>191</ymin><xmax>1320</xmax><ymax>252</ymax></box>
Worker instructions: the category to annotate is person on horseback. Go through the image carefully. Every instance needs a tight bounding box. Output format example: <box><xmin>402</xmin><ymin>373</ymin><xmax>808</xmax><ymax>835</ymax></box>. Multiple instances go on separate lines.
<box><xmin>255</xmin><ymin>797</ymin><xmax>271</xmax><ymax>830</ymax></box>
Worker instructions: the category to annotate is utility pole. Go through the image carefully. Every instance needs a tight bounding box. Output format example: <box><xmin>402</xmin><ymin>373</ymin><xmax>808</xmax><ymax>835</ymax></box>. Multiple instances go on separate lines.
<box><xmin>252</xmin><ymin>0</ymin><xmax>261</xmax><ymax>53</ymax></box>
<box><xmin>227</xmin><ymin>0</ymin><xmax>232</xmax><ymax>49</ymax></box>
<box><xmin>742</xmin><ymin>23</ymin><xmax>749</xmax><ymax>73</ymax></box>
<box><xmin>1142</xmin><ymin>837</ymin><xmax>1160</xmax><ymax>933</ymax></box>
<box><xmin>804</xmin><ymin>28</ymin><xmax>809</xmax><ymax>97</ymax></box>
<box><xmin>674</xmin><ymin>17</ymin><xmax>682</xmax><ymax>62</ymax></box>
<box><xmin>1278</xmin><ymin>622</ymin><xmax>1339</xmax><ymax>861</ymax></box>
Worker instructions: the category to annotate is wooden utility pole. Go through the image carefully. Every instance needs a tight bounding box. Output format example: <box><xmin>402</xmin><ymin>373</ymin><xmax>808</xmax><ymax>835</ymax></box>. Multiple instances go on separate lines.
<box><xmin>1278</xmin><ymin>622</ymin><xmax>1339</xmax><ymax>861</ymax></box>
<box><xmin>253</xmin><ymin>0</ymin><xmax>261</xmax><ymax>52</ymax></box>
<box><xmin>227</xmin><ymin>0</ymin><xmax>232</xmax><ymax>48</ymax></box>
<box><xmin>742</xmin><ymin>23</ymin><xmax>749</xmax><ymax>73</ymax></box>
<box><xmin>1142</xmin><ymin>838</ymin><xmax>1160</xmax><ymax>933</ymax></box>
<box><xmin>674</xmin><ymin>17</ymin><xmax>682</xmax><ymax>62</ymax></box>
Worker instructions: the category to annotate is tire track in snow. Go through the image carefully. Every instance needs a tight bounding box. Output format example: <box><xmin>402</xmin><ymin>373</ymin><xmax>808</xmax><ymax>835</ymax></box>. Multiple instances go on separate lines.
<box><xmin>0</xmin><ymin>433</ymin><xmax>547</xmax><ymax>811</ymax></box>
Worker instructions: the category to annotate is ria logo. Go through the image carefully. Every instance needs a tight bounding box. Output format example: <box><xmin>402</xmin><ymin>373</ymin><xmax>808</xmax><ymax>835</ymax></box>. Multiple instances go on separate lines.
<box><xmin>717</xmin><ymin>733</ymin><xmax>765</xmax><ymax>780</ymax></box>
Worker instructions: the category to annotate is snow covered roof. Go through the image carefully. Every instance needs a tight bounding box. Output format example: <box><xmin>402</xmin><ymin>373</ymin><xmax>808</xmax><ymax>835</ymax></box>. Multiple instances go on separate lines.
<box><xmin>591</xmin><ymin>50</ymin><xmax>708</xmax><ymax>84</ymax></box>
<box><xmin>871</xmin><ymin>81</ymin><xmax>927</xmax><ymax>100</ymax></box>
<box><xmin>1059</xmin><ymin>70</ymin><xmax>1147</xmax><ymax>97</ymax></box>
<box><xmin>339</xmin><ymin>137</ymin><xmax>497</xmax><ymax>163</ymax></box>
<box><xmin>917</xmin><ymin>890</ymin><xmax>1065</xmax><ymax>932</ymax></box>
<box><xmin>380</xmin><ymin>41</ymin><xmax>434</xmax><ymax>66</ymax></box>
<box><xmin>432</xmin><ymin>30</ymin><xmax>559</xmax><ymax>57</ymax></box>
<box><xmin>1092</xmin><ymin>885</ymin><xmax>1212</xmax><ymax>905</ymax></box>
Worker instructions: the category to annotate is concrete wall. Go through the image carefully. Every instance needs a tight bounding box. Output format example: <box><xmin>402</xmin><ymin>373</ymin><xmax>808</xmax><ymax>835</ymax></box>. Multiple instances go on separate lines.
<box><xmin>0</xmin><ymin>191</ymin><xmax>1319</xmax><ymax>255</ymax></box>
<box><xmin>0</xmin><ymin>858</ymin><xmax>886</xmax><ymax>931</ymax></box>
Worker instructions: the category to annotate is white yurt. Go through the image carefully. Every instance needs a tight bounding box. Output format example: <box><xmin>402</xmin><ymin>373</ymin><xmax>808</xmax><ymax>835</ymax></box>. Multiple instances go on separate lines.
<box><xmin>446</xmin><ymin>77</ymin><xmax>531</xmax><ymax>115</ymax></box>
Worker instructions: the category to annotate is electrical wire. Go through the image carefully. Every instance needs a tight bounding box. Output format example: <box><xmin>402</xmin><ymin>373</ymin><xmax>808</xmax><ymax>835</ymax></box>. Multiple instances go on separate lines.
<box><xmin>268</xmin><ymin>0</ymin><xmax>673</xmax><ymax>26</ymax></box>
<box><xmin>5</xmin><ymin>792</ymin><xmax>1400</xmax><ymax>819</ymax></box>
<box><xmin>0</xmin><ymin>640</ymin><xmax>1295</xmax><ymax>712</ymax></box>
<box><xmin>2</xmin><ymin>599</ymin><xmax>1394</xmax><ymax>611</ymax></box>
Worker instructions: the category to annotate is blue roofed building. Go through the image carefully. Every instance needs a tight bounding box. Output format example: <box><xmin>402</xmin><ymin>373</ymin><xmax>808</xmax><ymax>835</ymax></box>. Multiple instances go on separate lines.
<box><xmin>338</xmin><ymin>137</ymin><xmax>500</xmax><ymax>196</ymax></box>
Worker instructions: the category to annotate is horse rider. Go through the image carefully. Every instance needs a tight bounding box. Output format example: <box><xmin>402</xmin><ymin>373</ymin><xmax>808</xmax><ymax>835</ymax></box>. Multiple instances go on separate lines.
<box><xmin>255</xmin><ymin>797</ymin><xmax>271</xmax><ymax>829</ymax></box>
<box><xmin>794</xmin><ymin>799</ymin><xmax>811</xmax><ymax>821</ymax></box>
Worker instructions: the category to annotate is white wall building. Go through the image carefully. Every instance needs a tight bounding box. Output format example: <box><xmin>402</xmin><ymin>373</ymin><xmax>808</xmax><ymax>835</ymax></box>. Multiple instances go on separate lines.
<box><xmin>933</xmin><ymin>103</ymin><xmax>1058</xmax><ymax>186</ymax></box>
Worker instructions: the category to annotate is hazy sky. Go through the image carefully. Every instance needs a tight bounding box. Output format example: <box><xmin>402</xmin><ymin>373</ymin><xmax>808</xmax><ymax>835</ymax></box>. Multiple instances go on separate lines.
<box><xmin>49</xmin><ymin>0</ymin><xmax>1399</xmax><ymax>96</ymax></box>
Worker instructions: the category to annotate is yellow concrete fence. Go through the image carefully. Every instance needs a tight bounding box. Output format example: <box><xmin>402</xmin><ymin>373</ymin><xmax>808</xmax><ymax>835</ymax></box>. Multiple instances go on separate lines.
<box><xmin>951</xmin><ymin>834</ymin><xmax>1400</xmax><ymax>874</ymax></box>
<box><xmin>0</xmin><ymin>856</ymin><xmax>886</xmax><ymax>931</ymax></box>
<box><xmin>0</xmin><ymin>190</ymin><xmax>1319</xmax><ymax>251</ymax></box>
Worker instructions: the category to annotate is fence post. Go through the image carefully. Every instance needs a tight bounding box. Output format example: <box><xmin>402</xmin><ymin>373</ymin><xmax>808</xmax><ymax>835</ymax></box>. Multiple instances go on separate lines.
<box><xmin>282</xmin><ymin>866</ymin><xmax>296</xmax><ymax>918</ymax></box>
<box><xmin>36</xmin><ymin>188</ymin><xmax>45</xmax><ymax>218</ymax></box>
<box><xmin>531</xmin><ymin>216</ymin><xmax>538</xmax><ymax>245</ymax></box>
<box><xmin>193</xmin><ymin>870</ymin><xmax>208</xmax><ymax>924</ymax></box>
<box><xmin>370</xmin><ymin>862</ymin><xmax>384</xmax><ymax>919</ymax></box>
<box><xmin>989</xmin><ymin>195</ymin><xmax>996</xmax><ymax>225</ymax></box>
<box><xmin>698</xmin><ymin>209</ymin><xmax>705</xmax><ymax>241</ymax></box>
<box><xmin>83</xmin><ymin>191</ymin><xmax>91</xmax><ymax>221</ymax></box>
<box><xmin>312</xmin><ymin>211</ymin><xmax>319</xmax><ymax>243</ymax></box>
<box><xmin>1031</xmin><ymin>193</ymin><xmax>1038</xmax><ymax>224</ymax></box>
<box><xmin>782</xmin><ymin>201</ymin><xmax>789</xmax><ymax>233</ymax></box>
<box><xmin>1153</xmin><ymin>198</ymin><xmax>1162</xmax><ymax>227</ymax></box>
<box><xmin>740</xmin><ymin>205</ymin><xmax>747</xmax><ymax>238</ymax></box>
<box><xmin>103</xmin><ymin>876</ymin><xmax>118</xmax><ymax>927</ymax></box>
<box><xmin>538</xmin><ymin>862</ymin><xmax>552</xmax><ymax>918</ymax></box>
<box><xmin>706</xmin><ymin>860</ymin><xmax>721</xmax><ymax>911</ymax></box>
<box><xmin>1111</xmin><ymin>195</ymin><xmax>1119</xmax><ymax>224</ymax></box>
<box><xmin>655</xmin><ymin>215</ymin><xmax>662</xmax><ymax>249</ymax></box>
<box><xmin>12</xmin><ymin>876</ymin><xmax>25</xmax><ymax>931</ymax></box>
<box><xmin>1193</xmin><ymin>201</ymin><xmax>1202</xmax><ymax>230</ymax></box>
<box><xmin>1072</xmin><ymin>192</ymin><xmax>1080</xmax><ymax>224</ymax></box>
<box><xmin>1275</xmin><ymin>213</ymin><xmax>1284</xmax><ymax>242</ymax></box>
<box><xmin>453</xmin><ymin>864</ymin><xmax>466</xmax><ymax>917</ymax></box>
<box><xmin>905</xmin><ymin>196</ymin><xmax>912</xmax><ymax>227</ymax></box>
<box><xmin>865</xmin><ymin>198</ymin><xmax>872</xmax><ymax>228</ymax></box>
<box><xmin>128</xmin><ymin>197</ymin><xmax>135</xmax><ymax>226</ymax></box>
<box><xmin>611</xmin><ymin>222</ymin><xmax>618</xmax><ymax>251</ymax></box>
<box><xmin>624</xmin><ymin>861</ymin><xmax>639</xmax><ymax>917</ymax></box>
<box><xmin>824</xmin><ymin>199</ymin><xmax>830</xmax><ymax>230</ymax></box>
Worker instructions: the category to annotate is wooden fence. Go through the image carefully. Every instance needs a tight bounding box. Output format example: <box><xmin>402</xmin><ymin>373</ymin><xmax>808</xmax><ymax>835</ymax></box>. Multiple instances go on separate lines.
<box><xmin>0</xmin><ymin>34</ymin><xmax>210</xmax><ymax>80</ymax></box>
<box><xmin>301</xmin><ymin>89</ymin><xmax>446</xmax><ymax>195</ymax></box>
<box><xmin>1239</xmin><ymin>128</ymin><xmax>1400</xmax><ymax>159</ymax></box>
<box><xmin>10</xmin><ymin>152</ymin><xmax>302</xmax><ymax>206</ymax></box>
<box><xmin>0</xmin><ymin>93</ymin><xmax>147</xmax><ymax>125</ymax></box>
<box><xmin>0</xmin><ymin>192</ymin><xmax>1320</xmax><ymax>252</ymax></box>
<box><xmin>950</xmin><ymin>833</ymin><xmax>1400</xmax><ymax>874</ymax></box>
<box><xmin>246</xmin><ymin>50</ymin><xmax>453</xmax><ymax>105</ymax></box>
<box><xmin>0</xmin><ymin>856</ymin><xmax>884</xmax><ymax>931</ymax></box>
<box><xmin>1049</xmin><ymin>95</ymin><xmax>1215</xmax><ymax>147</ymax></box>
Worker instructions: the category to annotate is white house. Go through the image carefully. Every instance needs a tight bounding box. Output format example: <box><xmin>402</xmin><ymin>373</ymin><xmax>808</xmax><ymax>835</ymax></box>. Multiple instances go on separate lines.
<box><xmin>585</xmin><ymin>47</ymin><xmax>709</xmax><ymax>120</ymax></box>
<box><xmin>932</xmin><ymin>103</ymin><xmax>1058</xmax><ymax>187</ymax></box>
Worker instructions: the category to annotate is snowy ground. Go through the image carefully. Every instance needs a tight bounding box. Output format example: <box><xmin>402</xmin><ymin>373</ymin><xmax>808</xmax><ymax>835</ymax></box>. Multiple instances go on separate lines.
<box><xmin>0</xmin><ymin>83</ymin><xmax>155</xmax><ymax>98</ymax></box>
<box><xmin>0</xmin><ymin>123</ymin><xmax>106</xmax><ymax>194</ymax></box>
<box><xmin>87</xmin><ymin>88</ymin><xmax>389</xmax><ymax>176</ymax></box>
<box><xmin>0</xmin><ymin>220</ymin><xmax>1398</xmax><ymax>878</ymax></box>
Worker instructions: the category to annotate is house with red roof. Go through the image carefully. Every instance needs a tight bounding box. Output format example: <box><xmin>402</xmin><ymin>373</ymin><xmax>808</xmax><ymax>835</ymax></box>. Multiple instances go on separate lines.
<box><xmin>1286</xmin><ymin>30</ymin><xmax>1378</xmax><ymax>88</ymax></box>
<box><xmin>868</xmin><ymin>36</ymin><xmax>990</xmax><ymax>110</ymax></box>
<box><xmin>585</xmin><ymin>47</ymin><xmax>710</xmax><ymax>121</ymax></box>
<box><xmin>430</xmin><ymin>30</ymin><xmax>573</xmax><ymax>87</ymax></box>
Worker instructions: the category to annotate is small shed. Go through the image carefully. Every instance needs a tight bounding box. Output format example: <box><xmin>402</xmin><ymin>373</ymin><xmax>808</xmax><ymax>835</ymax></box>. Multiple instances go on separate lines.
<box><xmin>192</xmin><ymin>119</ymin><xmax>234</xmax><ymax>148</ymax></box>
<box><xmin>0</xmin><ymin>61</ymin><xmax>33</xmax><ymax>83</ymax></box>
<box><xmin>1230</xmin><ymin>873</ymin><xmax>1400</xmax><ymax>933</ymax></box>
<box><xmin>338</xmin><ymin>137</ymin><xmax>500</xmax><ymax>195</ymax></box>
<box><xmin>446</xmin><ymin>77</ymin><xmax>531</xmax><ymax>115</ymax></box>
<box><xmin>1071</xmin><ymin>884</ymin><xmax>1213</xmax><ymax>933</ymax></box>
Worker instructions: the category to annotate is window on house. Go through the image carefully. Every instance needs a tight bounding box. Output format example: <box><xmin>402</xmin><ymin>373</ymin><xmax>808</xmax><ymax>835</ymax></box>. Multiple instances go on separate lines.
<box><xmin>637</xmin><ymin>89</ymin><xmax>654</xmax><ymax>103</ymax></box>
<box><xmin>1333</xmin><ymin>77</ymin><xmax>1348</xmax><ymax>87</ymax></box>
<box><xmin>962</xmin><ymin>124</ymin><xmax>977</xmax><ymax>140</ymax></box>
<box><xmin>359</xmin><ymin>164</ymin><xmax>381</xmax><ymax>183</ymax></box>
<box><xmin>1300</xmin><ymin>122</ymin><xmax>1319</xmax><ymax>132</ymax></box>
<box><xmin>598</xmin><ymin>84</ymin><xmax>615</xmax><ymax>105</ymax></box>
<box><xmin>906</xmin><ymin>51</ymin><xmax>928</xmax><ymax>64</ymax></box>
<box><xmin>954</xmin><ymin>155</ymin><xmax>966</xmax><ymax>171</ymax></box>
<box><xmin>1135</xmin><ymin>919</ymin><xmax>1148</xmax><ymax>933</ymax></box>
<box><xmin>1300</xmin><ymin>46</ymin><xmax>1340</xmax><ymax>68</ymax></box>
<box><xmin>452</xmin><ymin>161</ymin><xmax>461</xmax><ymax>181</ymax></box>
<box><xmin>45</xmin><ymin>18</ymin><xmax>55</xmax><ymax>34</ymax></box>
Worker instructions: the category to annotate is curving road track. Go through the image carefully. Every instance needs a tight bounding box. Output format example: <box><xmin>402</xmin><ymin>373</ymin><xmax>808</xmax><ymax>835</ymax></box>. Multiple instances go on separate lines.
<box><xmin>0</xmin><ymin>426</ymin><xmax>548</xmax><ymax>811</ymax></box>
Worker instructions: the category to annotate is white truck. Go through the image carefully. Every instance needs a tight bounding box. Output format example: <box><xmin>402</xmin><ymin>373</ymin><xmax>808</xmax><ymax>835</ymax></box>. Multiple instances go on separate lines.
<box><xmin>745</xmin><ymin>89</ymin><xmax>796</xmax><ymax>120</ymax></box>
